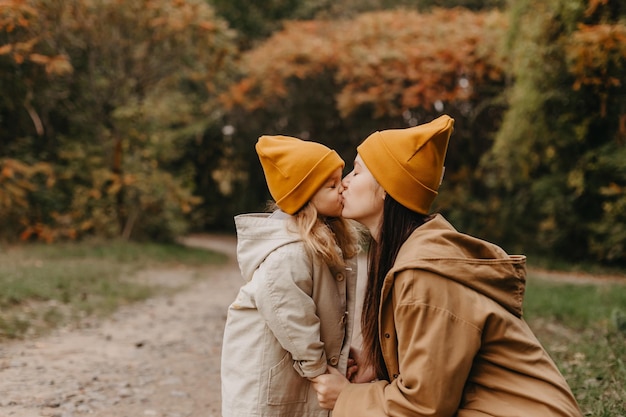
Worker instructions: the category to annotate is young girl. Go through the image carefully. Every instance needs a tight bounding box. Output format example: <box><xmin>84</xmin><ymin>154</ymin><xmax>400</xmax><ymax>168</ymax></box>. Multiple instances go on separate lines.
<box><xmin>221</xmin><ymin>135</ymin><xmax>360</xmax><ymax>417</ymax></box>
<box><xmin>311</xmin><ymin>115</ymin><xmax>583</xmax><ymax>416</ymax></box>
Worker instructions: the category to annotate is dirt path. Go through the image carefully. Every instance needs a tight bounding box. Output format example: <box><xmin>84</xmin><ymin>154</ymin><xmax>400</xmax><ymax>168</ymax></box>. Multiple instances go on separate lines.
<box><xmin>0</xmin><ymin>234</ymin><xmax>623</xmax><ymax>417</ymax></box>
<box><xmin>0</xmin><ymin>234</ymin><xmax>241</xmax><ymax>417</ymax></box>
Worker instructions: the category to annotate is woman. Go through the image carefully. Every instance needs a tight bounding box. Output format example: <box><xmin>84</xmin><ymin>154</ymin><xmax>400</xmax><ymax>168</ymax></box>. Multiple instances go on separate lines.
<box><xmin>310</xmin><ymin>115</ymin><xmax>583</xmax><ymax>416</ymax></box>
<box><xmin>221</xmin><ymin>135</ymin><xmax>360</xmax><ymax>417</ymax></box>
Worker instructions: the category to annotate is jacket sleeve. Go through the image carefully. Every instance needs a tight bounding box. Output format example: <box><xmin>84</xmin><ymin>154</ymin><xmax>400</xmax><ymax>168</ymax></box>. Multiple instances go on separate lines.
<box><xmin>254</xmin><ymin>245</ymin><xmax>327</xmax><ymax>379</ymax></box>
<box><xmin>334</xmin><ymin>271</ymin><xmax>482</xmax><ymax>417</ymax></box>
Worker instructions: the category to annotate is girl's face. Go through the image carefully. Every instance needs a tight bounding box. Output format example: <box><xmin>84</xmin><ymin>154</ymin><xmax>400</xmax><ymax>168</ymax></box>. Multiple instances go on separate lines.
<box><xmin>341</xmin><ymin>154</ymin><xmax>385</xmax><ymax>237</ymax></box>
<box><xmin>311</xmin><ymin>167</ymin><xmax>344</xmax><ymax>217</ymax></box>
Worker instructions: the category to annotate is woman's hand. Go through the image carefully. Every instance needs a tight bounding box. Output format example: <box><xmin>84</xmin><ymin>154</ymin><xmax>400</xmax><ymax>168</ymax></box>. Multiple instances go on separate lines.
<box><xmin>348</xmin><ymin>347</ymin><xmax>377</xmax><ymax>383</ymax></box>
<box><xmin>346</xmin><ymin>357</ymin><xmax>358</xmax><ymax>380</ymax></box>
<box><xmin>351</xmin><ymin>362</ymin><xmax>377</xmax><ymax>383</ymax></box>
<box><xmin>310</xmin><ymin>366</ymin><xmax>350</xmax><ymax>410</ymax></box>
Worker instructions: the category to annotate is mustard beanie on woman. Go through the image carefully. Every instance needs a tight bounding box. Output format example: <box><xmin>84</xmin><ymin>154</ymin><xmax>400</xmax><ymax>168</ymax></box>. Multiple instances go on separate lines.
<box><xmin>357</xmin><ymin>115</ymin><xmax>454</xmax><ymax>215</ymax></box>
<box><xmin>256</xmin><ymin>135</ymin><xmax>344</xmax><ymax>215</ymax></box>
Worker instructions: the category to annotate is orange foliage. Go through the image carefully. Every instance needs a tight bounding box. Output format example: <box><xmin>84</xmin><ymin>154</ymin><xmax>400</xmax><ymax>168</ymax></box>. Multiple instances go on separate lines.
<box><xmin>584</xmin><ymin>0</ymin><xmax>610</xmax><ymax>18</ymax></box>
<box><xmin>222</xmin><ymin>8</ymin><xmax>509</xmax><ymax>118</ymax></box>
<box><xmin>567</xmin><ymin>23</ymin><xmax>626</xmax><ymax>117</ymax></box>
<box><xmin>0</xmin><ymin>158</ymin><xmax>66</xmax><ymax>242</ymax></box>
<box><xmin>0</xmin><ymin>158</ymin><xmax>54</xmax><ymax>207</ymax></box>
<box><xmin>2</xmin><ymin>0</ymin><xmax>233</xmax><ymax>242</ymax></box>
<box><xmin>2</xmin><ymin>0</ymin><xmax>228</xmax><ymax>78</ymax></box>
<box><xmin>568</xmin><ymin>23</ymin><xmax>626</xmax><ymax>90</ymax></box>
<box><xmin>0</xmin><ymin>0</ymin><xmax>72</xmax><ymax>74</ymax></box>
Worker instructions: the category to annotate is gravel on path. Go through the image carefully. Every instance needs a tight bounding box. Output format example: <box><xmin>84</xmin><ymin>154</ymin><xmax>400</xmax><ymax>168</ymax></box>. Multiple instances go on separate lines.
<box><xmin>0</xmin><ymin>234</ymin><xmax>240</xmax><ymax>417</ymax></box>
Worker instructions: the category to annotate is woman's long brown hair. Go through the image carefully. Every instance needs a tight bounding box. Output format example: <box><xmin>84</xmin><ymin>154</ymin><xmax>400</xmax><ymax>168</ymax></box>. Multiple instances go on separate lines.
<box><xmin>360</xmin><ymin>195</ymin><xmax>428</xmax><ymax>380</ymax></box>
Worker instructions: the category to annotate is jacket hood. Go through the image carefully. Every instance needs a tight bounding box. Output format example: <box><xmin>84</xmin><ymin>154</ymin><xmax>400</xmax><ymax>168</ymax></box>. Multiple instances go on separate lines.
<box><xmin>234</xmin><ymin>213</ymin><xmax>302</xmax><ymax>282</ymax></box>
<box><xmin>391</xmin><ymin>214</ymin><xmax>527</xmax><ymax>317</ymax></box>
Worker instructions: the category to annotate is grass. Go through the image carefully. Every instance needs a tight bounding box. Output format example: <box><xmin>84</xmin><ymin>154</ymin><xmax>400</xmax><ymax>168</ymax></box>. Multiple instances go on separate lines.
<box><xmin>524</xmin><ymin>274</ymin><xmax>626</xmax><ymax>417</ymax></box>
<box><xmin>0</xmin><ymin>239</ymin><xmax>227</xmax><ymax>340</ymax></box>
<box><xmin>1</xmin><ymin>240</ymin><xmax>624</xmax><ymax>414</ymax></box>
<box><xmin>527</xmin><ymin>252</ymin><xmax>626</xmax><ymax>277</ymax></box>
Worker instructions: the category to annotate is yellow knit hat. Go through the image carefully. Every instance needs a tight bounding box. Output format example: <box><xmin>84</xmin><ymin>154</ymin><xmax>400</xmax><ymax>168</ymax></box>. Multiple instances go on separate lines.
<box><xmin>256</xmin><ymin>135</ymin><xmax>344</xmax><ymax>215</ymax></box>
<box><xmin>357</xmin><ymin>115</ymin><xmax>454</xmax><ymax>214</ymax></box>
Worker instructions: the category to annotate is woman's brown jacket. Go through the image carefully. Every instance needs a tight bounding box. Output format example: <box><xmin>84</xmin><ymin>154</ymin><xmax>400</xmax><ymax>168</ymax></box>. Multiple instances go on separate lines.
<box><xmin>334</xmin><ymin>214</ymin><xmax>582</xmax><ymax>417</ymax></box>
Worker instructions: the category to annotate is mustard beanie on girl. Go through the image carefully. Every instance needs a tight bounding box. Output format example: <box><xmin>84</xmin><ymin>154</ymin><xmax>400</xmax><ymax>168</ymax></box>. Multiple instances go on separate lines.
<box><xmin>256</xmin><ymin>135</ymin><xmax>344</xmax><ymax>215</ymax></box>
<box><xmin>357</xmin><ymin>114</ymin><xmax>454</xmax><ymax>215</ymax></box>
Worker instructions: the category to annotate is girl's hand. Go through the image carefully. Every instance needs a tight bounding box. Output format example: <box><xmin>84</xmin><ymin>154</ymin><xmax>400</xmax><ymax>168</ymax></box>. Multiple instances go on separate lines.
<box><xmin>310</xmin><ymin>366</ymin><xmax>350</xmax><ymax>410</ymax></box>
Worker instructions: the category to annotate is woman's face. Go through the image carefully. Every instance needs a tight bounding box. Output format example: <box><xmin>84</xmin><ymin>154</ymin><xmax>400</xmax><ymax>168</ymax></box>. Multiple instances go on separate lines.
<box><xmin>311</xmin><ymin>167</ymin><xmax>344</xmax><ymax>217</ymax></box>
<box><xmin>341</xmin><ymin>154</ymin><xmax>385</xmax><ymax>236</ymax></box>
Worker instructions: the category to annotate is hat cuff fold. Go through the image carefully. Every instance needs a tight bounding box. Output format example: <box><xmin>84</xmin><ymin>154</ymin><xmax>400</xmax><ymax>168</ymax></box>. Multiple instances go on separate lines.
<box><xmin>358</xmin><ymin>132</ymin><xmax>437</xmax><ymax>215</ymax></box>
<box><xmin>275</xmin><ymin>151</ymin><xmax>344</xmax><ymax>214</ymax></box>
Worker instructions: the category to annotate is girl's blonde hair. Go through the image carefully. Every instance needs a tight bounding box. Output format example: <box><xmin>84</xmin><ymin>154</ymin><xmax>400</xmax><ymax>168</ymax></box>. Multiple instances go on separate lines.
<box><xmin>270</xmin><ymin>202</ymin><xmax>360</xmax><ymax>266</ymax></box>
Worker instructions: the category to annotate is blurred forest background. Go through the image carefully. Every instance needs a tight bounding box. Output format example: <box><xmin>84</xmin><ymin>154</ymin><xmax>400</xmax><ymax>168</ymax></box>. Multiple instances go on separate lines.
<box><xmin>1</xmin><ymin>0</ymin><xmax>625</xmax><ymax>265</ymax></box>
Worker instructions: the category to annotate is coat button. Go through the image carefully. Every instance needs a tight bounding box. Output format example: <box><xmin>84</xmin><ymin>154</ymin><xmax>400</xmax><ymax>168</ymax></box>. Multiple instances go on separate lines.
<box><xmin>384</xmin><ymin>333</ymin><xmax>390</xmax><ymax>338</ymax></box>
<box><xmin>336</xmin><ymin>273</ymin><xmax>345</xmax><ymax>282</ymax></box>
<box><xmin>329</xmin><ymin>356</ymin><xmax>339</xmax><ymax>366</ymax></box>
<box><xmin>393</xmin><ymin>373</ymin><xmax>399</xmax><ymax>379</ymax></box>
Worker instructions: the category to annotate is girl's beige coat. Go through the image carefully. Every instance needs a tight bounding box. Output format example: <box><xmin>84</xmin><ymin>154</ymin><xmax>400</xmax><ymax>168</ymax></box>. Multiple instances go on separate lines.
<box><xmin>334</xmin><ymin>214</ymin><xmax>583</xmax><ymax>417</ymax></box>
<box><xmin>221</xmin><ymin>213</ymin><xmax>357</xmax><ymax>417</ymax></box>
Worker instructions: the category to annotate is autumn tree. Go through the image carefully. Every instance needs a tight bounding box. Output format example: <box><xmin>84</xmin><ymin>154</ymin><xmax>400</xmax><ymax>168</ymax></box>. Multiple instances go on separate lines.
<box><xmin>0</xmin><ymin>0</ymin><xmax>236</xmax><ymax>241</ymax></box>
<box><xmin>0</xmin><ymin>1</ymin><xmax>71</xmax><ymax>240</ymax></box>
<box><xmin>486</xmin><ymin>0</ymin><xmax>626</xmax><ymax>263</ymax></box>
<box><xmin>207</xmin><ymin>0</ymin><xmax>506</xmax><ymax>50</ymax></box>
<box><xmin>215</xmin><ymin>8</ymin><xmax>509</xmax><ymax>229</ymax></box>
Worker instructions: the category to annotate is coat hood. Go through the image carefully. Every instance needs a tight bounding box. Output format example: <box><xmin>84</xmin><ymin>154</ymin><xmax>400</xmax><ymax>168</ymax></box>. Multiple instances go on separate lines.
<box><xmin>234</xmin><ymin>213</ymin><xmax>302</xmax><ymax>282</ymax></box>
<box><xmin>390</xmin><ymin>214</ymin><xmax>527</xmax><ymax>317</ymax></box>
